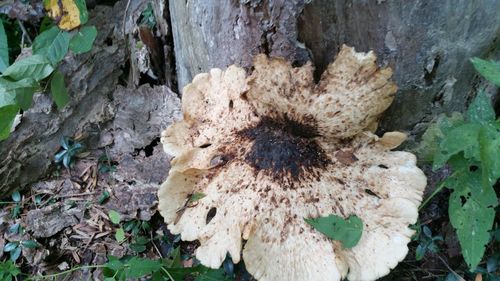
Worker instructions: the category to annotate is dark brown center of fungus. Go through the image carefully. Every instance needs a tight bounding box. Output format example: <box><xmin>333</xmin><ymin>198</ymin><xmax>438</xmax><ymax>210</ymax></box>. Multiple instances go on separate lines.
<box><xmin>237</xmin><ymin>115</ymin><xmax>330</xmax><ymax>182</ymax></box>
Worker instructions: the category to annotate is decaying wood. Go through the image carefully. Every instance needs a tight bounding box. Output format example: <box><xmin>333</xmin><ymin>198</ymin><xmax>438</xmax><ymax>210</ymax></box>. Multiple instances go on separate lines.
<box><xmin>0</xmin><ymin>1</ymin><xmax>153</xmax><ymax>194</ymax></box>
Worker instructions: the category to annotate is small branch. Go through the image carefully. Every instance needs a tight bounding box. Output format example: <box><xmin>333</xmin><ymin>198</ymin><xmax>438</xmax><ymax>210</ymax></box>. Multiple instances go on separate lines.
<box><xmin>436</xmin><ymin>255</ymin><xmax>465</xmax><ymax>281</ymax></box>
<box><xmin>26</xmin><ymin>265</ymin><xmax>106</xmax><ymax>280</ymax></box>
<box><xmin>16</xmin><ymin>19</ymin><xmax>32</xmax><ymax>45</ymax></box>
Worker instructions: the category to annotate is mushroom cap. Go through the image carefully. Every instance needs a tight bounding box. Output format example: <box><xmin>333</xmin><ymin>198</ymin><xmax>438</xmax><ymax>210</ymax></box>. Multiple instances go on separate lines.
<box><xmin>158</xmin><ymin>45</ymin><xmax>426</xmax><ymax>281</ymax></box>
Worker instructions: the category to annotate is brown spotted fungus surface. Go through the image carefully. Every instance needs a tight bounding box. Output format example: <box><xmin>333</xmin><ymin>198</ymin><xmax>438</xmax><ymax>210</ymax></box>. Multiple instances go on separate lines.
<box><xmin>158</xmin><ymin>45</ymin><xmax>427</xmax><ymax>281</ymax></box>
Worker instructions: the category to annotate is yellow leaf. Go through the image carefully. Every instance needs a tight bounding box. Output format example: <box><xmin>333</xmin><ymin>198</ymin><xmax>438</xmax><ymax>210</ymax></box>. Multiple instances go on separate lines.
<box><xmin>44</xmin><ymin>0</ymin><xmax>82</xmax><ymax>30</ymax></box>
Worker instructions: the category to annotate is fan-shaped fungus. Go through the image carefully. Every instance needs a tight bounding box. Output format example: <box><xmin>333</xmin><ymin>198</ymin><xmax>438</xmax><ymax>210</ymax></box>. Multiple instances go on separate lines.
<box><xmin>158</xmin><ymin>45</ymin><xmax>426</xmax><ymax>281</ymax></box>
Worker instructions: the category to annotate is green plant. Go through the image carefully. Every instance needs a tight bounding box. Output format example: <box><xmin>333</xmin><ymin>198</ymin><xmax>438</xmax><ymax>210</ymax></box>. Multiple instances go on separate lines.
<box><xmin>54</xmin><ymin>136</ymin><xmax>84</xmax><ymax>168</ymax></box>
<box><xmin>0</xmin><ymin>1</ymin><xmax>97</xmax><ymax>141</ymax></box>
<box><xmin>108</xmin><ymin>210</ymin><xmax>126</xmax><ymax>242</ymax></box>
<box><xmin>10</xmin><ymin>191</ymin><xmax>22</xmax><ymax>218</ymax></box>
<box><xmin>3</xmin><ymin>240</ymin><xmax>38</xmax><ymax>262</ymax></box>
<box><xmin>418</xmin><ymin>57</ymin><xmax>500</xmax><ymax>271</ymax></box>
<box><xmin>415</xmin><ymin>225</ymin><xmax>443</xmax><ymax>261</ymax></box>
<box><xmin>0</xmin><ymin>260</ymin><xmax>21</xmax><ymax>281</ymax></box>
<box><xmin>98</xmin><ymin>155</ymin><xmax>117</xmax><ymax>173</ymax></box>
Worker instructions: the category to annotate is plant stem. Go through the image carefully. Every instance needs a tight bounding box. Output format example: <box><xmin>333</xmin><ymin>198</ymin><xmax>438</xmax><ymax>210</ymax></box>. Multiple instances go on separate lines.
<box><xmin>26</xmin><ymin>265</ymin><xmax>106</xmax><ymax>280</ymax></box>
<box><xmin>419</xmin><ymin>181</ymin><xmax>446</xmax><ymax>211</ymax></box>
<box><xmin>161</xmin><ymin>267</ymin><xmax>175</xmax><ymax>281</ymax></box>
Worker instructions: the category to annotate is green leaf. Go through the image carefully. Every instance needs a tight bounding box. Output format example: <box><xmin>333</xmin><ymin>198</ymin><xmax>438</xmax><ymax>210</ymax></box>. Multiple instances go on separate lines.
<box><xmin>414</xmin><ymin>113</ymin><xmax>464</xmax><ymax>162</ymax></box>
<box><xmin>415</xmin><ymin>243</ymin><xmax>426</xmax><ymax>261</ymax></box>
<box><xmin>50</xmin><ymin>71</ymin><xmax>70</xmax><ymax>109</ymax></box>
<box><xmin>108</xmin><ymin>210</ymin><xmax>121</xmax><ymax>224</ymax></box>
<box><xmin>4</xmin><ymin>78</ymin><xmax>38</xmax><ymax>110</ymax></box>
<box><xmin>125</xmin><ymin>257</ymin><xmax>162</xmax><ymax>278</ymax></box>
<box><xmin>195</xmin><ymin>268</ymin><xmax>231</xmax><ymax>281</ymax></box>
<box><xmin>0</xmin><ymin>104</ymin><xmax>19</xmax><ymax>141</ymax></box>
<box><xmin>479</xmin><ymin>124</ymin><xmax>500</xmax><ymax>186</ymax></box>
<box><xmin>75</xmin><ymin>0</ymin><xmax>89</xmax><ymax>25</ymax></box>
<box><xmin>21</xmin><ymin>240</ymin><xmax>38</xmax><ymax>249</ymax></box>
<box><xmin>69</xmin><ymin>26</ymin><xmax>97</xmax><ymax>54</ymax></box>
<box><xmin>129</xmin><ymin>243</ymin><xmax>147</xmax><ymax>253</ymax></box>
<box><xmin>471</xmin><ymin>57</ymin><xmax>500</xmax><ymax>86</ymax></box>
<box><xmin>304</xmin><ymin>214</ymin><xmax>363</xmax><ymax>248</ymax></box>
<box><xmin>115</xmin><ymin>228</ymin><xmax>125</xmax><ymax>242</ymax></box>
<box><xmin>98</xmin><ymin>190</ymin><xmax>110</xmax><ymax>204</ymax></box>
<box><xmin>105</xmin><ymin>256</ymin><xmax>124</xmax><ymax>272</ymax></box>
<box><xmin>0</xmin><ymin>20</ymin><xmax>9</xmax><ymax>72</ymax></box>
<box><xmin>163</xmin><ymin>247</ymin><xmax>182</xmax><ymax>268</ymax></box>
<box><xmin>446</xmin><ymin>165</ymin><xmax>497</xmax><ymax>270</ymax></box>
<box><xmin>433</xmin><ymin>123</ymin><xmax>482</xmax><ymax>169</ymax></box>
<box><xmin>11</xmin><ymin>191</ymin><xmax>21</xmax><ymax>202</ymax></box>
<box><xmin>10</xmin><ymin>246</ymin><xmax>21</xmax><ymax>262</ymax></box>
<box><xmin>0</xmin><ymin>260</ymin><xmax>21</xmax><ymax>278</ymax></box>
<box><xmin>466</xmin><ymin>90</ymin><xmax>495</xmax><ymax>124</ymax></box>
<box><xmin>0</xmin><ymin>77</ymin><xmax>38</xmax><ymax>109</ymax></box>
<box><xmin>32</xmin><ymin>26</ymin><xmax>71</xmax><ymax>65</ymax></box>
<box><xmin>1</xmin><ymin>55</ymin><xmax>54</xmax><ymax>81</ymax></box>
<box><xmin>189</xmin><ymin>192</ymin><xmax>206</xmax><ymax>203</ymax></box>
<box><xmin>3</xmin><ymin>242</ymin><xmax>19</xmax><ymax>252</ymax></box>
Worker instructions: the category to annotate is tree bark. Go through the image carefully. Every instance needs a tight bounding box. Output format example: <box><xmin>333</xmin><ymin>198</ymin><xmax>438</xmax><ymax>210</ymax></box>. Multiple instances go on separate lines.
<box><xmin>170</xmin><ymin>0</ymin><xmax>500</xmax><ymax>140</ymax></box>
<box><xmin>1</xmin><ymin>0</ymin><xmax>499</xmax><ymax>195</ymax></box>
<box><xmin>0</xmin><ymin>1</ymin><xmax>150</xmax><ymax>194</ymax></box>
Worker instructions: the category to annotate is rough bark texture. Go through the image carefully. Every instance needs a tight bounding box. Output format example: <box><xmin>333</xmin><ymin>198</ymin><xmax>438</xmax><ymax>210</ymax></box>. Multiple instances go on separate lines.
<box><xmin>0</xmin><ymin>1</ymin><xmax>149</xmax><ymax>194</ymax></box>
<box><xmin>170</xmin><ymin>0</ymin><xmax>500</xmax><ymax>143</ymax></box>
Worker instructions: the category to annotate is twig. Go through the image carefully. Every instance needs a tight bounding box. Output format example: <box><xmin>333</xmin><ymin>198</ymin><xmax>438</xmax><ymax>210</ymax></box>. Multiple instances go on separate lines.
<box><xmin>16</xmin><ymin>19</ymin><xmax>32</xmax><ymax>45</ymax></box>
<box><xmin>150</xmin><ymin>231</ymin><xmax>163</xmax><ymax>258</ymax></box>
<box><xmin>25</xmin><ymin>265</ymin><xmax>106</xmax><ymax>280</ymax></box>
<box><xmin>436</xmin><ymin>254</ymin><xmax>465</xmax><ymax>281</ymax></box>
<box><xmin>56</xmin><ymin>191</ymin><xmax>99</xmax><ymax>199</ymax></box>
<box><xmin>122</xmin><ymin>0</ymin><xmax>131</xmax><ymax>38</ymax></box>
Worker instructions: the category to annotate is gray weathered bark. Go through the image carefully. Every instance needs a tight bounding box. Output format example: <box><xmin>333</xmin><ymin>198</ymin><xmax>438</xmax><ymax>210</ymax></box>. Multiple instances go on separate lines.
<box><xmin>0</xmin><ymin>1</ymin><xmax>149</xmax><ymax>194</ymax></box>
<box><xmin>1</xmin><ymin>0</ymin><xmax>499</xmax><ymax>195</ymax></box>
<box><xmin>170</xmin><ymin>0</ymin><xmax>500</xmax><ymax>142</ymax></box>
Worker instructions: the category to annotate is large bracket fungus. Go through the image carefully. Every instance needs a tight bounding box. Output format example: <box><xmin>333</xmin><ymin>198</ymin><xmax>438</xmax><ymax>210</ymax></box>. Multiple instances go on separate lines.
<box><xmin>158</xmin><ymin>45</ymin><xmax>427</xmax><ymax>281</ymax></box>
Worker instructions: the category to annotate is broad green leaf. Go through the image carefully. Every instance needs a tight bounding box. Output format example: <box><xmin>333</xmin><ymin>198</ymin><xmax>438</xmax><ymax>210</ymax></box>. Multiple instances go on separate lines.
<box><xmin>479</xmin><ymin>124</ymin><xmax>500</xmax><ymax>186</ymax></box>
<box><xmin>433</xmin><ymin>123</ymin><xmax>481</xmax><ymax>169</ymax></box>
<box><xmin>2</xmin><ymin>55</ymin><xmax>54</xmax><ymax>81</ymax></box>
<box><xmin>108</xmin><ymin>210</ymin><xmax>121</xmax><ymax>224</ymax></box>
<box><xmin>304</xmin><ymin>214</ymin><xmax>363</xmax><ymax>248</ymax></box>
<box><xmin>21</xmin><ymin>240</ymin><xmax>38</xmax><ymax>249</ymax></box>
<box><xmin>9</xmin><ymin>246</ymin><xmax>21</xmax><ymax>262</ymax></box>
<box><xmin>446</xmin><ymin>166</ymin><xmax>497</xmax><ymax>271</ymax></box>
<box><xmin>3</xmin><ymin>242</ymin><xmax>19</xmax><ymax>252</ymax></box>
<box><xmin>0</xmin><ymin>104</ymin><xmax>18</xmax><ymax>141</ymax></box>
<box><xmin>33</xmin><ymin>26</ymin><xmax>71</xmax><ymax>65</ymax></box>
<box><xmin>125</xmin><ymin>257</ymin><xmax>162</xmax><ymax>278</ymax></box>
<box><xmin>115</xmin><ymin>228</ymin><xmax>125</xmax><ymax>242</ymax></box>
<box><xmin>0</xmin><ymin>78</ymin><xmax>38</xmax><ymax>110</ymax></box>
<box><xmin>104</xmin><ymin>256</ymin><xmax>124</xmax><ymax>271</ymax></box>
<box><xmin>414</xmin><ymin>113</ymin><xmax>464</xmax><ymax>162</ymax></box>
<box><xmin>163</xmin><ymin>247</ymin><xmax>182</xmax><ymax>268</ymax></box>
<box><xmin>471</xmin><ymin>57</ymin><xmax>500</xmax><ymax>86</ymax></box>
<box><xmin>0</xmin><ymin>20</ymin><xmax>9</xmax><ymax>72</ymax></box>
<box><xmin>50</xmin><ymin>71</ymin><xmax>70</xmax><ymax>109</ymax></box>
<box><xmin>466</xmin><ymin>90</ymin><xmax>495</xmax><ymax>124</ymax></box>
<box><xmin>69</xmin><ymin>26</ymin><xmax>97</xmax><ymax>54</ymax></box>
<box><xmin>75</xmin><ymin>0</ymin><xmax>89</xmax><ymax>25</ymax></box>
